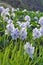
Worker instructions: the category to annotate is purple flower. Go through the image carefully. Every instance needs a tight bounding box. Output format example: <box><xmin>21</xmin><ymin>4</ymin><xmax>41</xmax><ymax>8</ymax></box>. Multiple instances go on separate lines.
<box><xmin>1</xmin><ymin>10</ymin><xmax>10</xmax><ymax>18</ymax></box>
<box><xmin>20</xmin><ymin>28</ymin><xmax>27</xmax><ymax>40</ymax></box>
<box><xmin>7</xmin><ymin>19</ymin><xmax>13</xmax><ymax>24</ymax></box>
<box><xmin>40</xmin><ymin>26</ymin><xmax>43</xmax><ymax>36</ymax></box>
<box><xmin>20</xmin><ymin>22</ymin><xmax>27</xmax><ymax>28</ymax></box>
<box><xmin>24</xmin><ymin>15</ymin><xmax>30</xmax><ymax>21</ymax></box>
<box><xmin>0</xmin><ymin>6</ymin><xmax>4</xmax><ymax>13</ymax></box>
<box><xmin>39</xmin><ymin>17</ymin><xmax>43</xmax><ymax>26</ymax></box>
<box><xmin>33</xmin><ymin>28</ymin><xmax>41</xmax><ymax>39</ymax></box>
<box><xmin>26</xmin><ymin>21</ymin><xmax>30</xmax><ymax>28</ymax></box>
<box><xmin>11</xmin><ymin>28</ymin><xmax>20</xmax><ymax>40</ymax></box>
<box><xmin>5</xmin><ymin>8</ymin><xmax>10</xmax><ymax>12</ymax></box>
<box><xmin>24</xmin><ymin>42</ymin><xmax>34</xmax><ymax>58</ymax></box>
<box><xmin>6</xmin><ymin>23</ymin><xmax>14</xmax><ymax>33</ymax></box>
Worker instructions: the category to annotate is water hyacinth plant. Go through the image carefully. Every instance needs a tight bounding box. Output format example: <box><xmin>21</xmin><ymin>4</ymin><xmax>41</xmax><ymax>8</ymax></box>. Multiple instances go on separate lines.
<box><xmin>39</xmin><ymin>17</ymin><xmax>43</xmax><ymax>26</ymax></box>
<box><xmin>24</xmin><ymin>42</ymin><xmax>34</xmax><ymax>59</ymax></box>
<box><xmin>0</xmin><ymin>6</ymin><xmax>43</xmax><ymax>65</ymax></box>
<box><xmin>33</xmin><ymin>28</ymin><xmax>41</xmax><ymax>39</ymax></box>
<box><xmin>20</xmin><ymin>28</ymin><xmax>27</xmax><ymax>40</ymax></box>
<box><xmin>11</xmin><ymin>28</ymin><xmax>20</xmax><ymax>40</ymax></box>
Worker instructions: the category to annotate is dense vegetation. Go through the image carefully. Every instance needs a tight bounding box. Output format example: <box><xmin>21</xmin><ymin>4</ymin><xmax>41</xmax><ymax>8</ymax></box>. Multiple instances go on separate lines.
<box><xmin>0</xmin><ymin>6</ymin><xmax>43</xmax><ymax>65</ymax></box>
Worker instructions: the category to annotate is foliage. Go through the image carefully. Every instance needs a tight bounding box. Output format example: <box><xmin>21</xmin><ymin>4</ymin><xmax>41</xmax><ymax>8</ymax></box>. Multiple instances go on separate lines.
<box><xmin>0</xmin><ymin>8</ymin><xmax>43</xmax><ymax>65</ymax></box>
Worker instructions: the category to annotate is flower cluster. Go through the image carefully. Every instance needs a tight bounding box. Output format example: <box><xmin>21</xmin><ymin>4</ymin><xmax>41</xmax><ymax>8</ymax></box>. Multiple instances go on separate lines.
<box><xmin>33</xmin><ymin>28</ymin><xmax>41</xmax><ymax>39</ymax></box>
<box><xmin>33</xmin><ymin>17</ymin><xmax>43</xmax><ymax>39</ymax></box>
<box><xmin>24</xmin><ymin>42</ymin><xmax>34</xmax><ymax>58</ymax></box>
<box><xmin>11</xmin><ymin>28</ymin><xmax>20</xmax><ymax>40</ymax></box>
<box><xmin>3</xmin><ymin>10</ymin><xmax>28</xmax><ymax>40</ymax></box>
<box><xmin>1</xmin><ymin>6</ymin><xmax>43</xmax><ymax>59</ymax></box>
<box><xmin>20</xmin><ymin>28</ymin><xmax>27</xmax><ymax>40</ymax></box>
<box><xmin>17</xmin><ymin>15</ymin><xmax>30</xmax><ymax>29</ymax></box>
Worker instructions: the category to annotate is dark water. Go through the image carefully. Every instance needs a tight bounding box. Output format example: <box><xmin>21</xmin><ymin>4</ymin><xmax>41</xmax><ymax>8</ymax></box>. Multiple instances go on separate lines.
<box><xmin>0</xmin><ymin>0</ymin><xmax>43</xmax><ymax>11</ymax></box>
